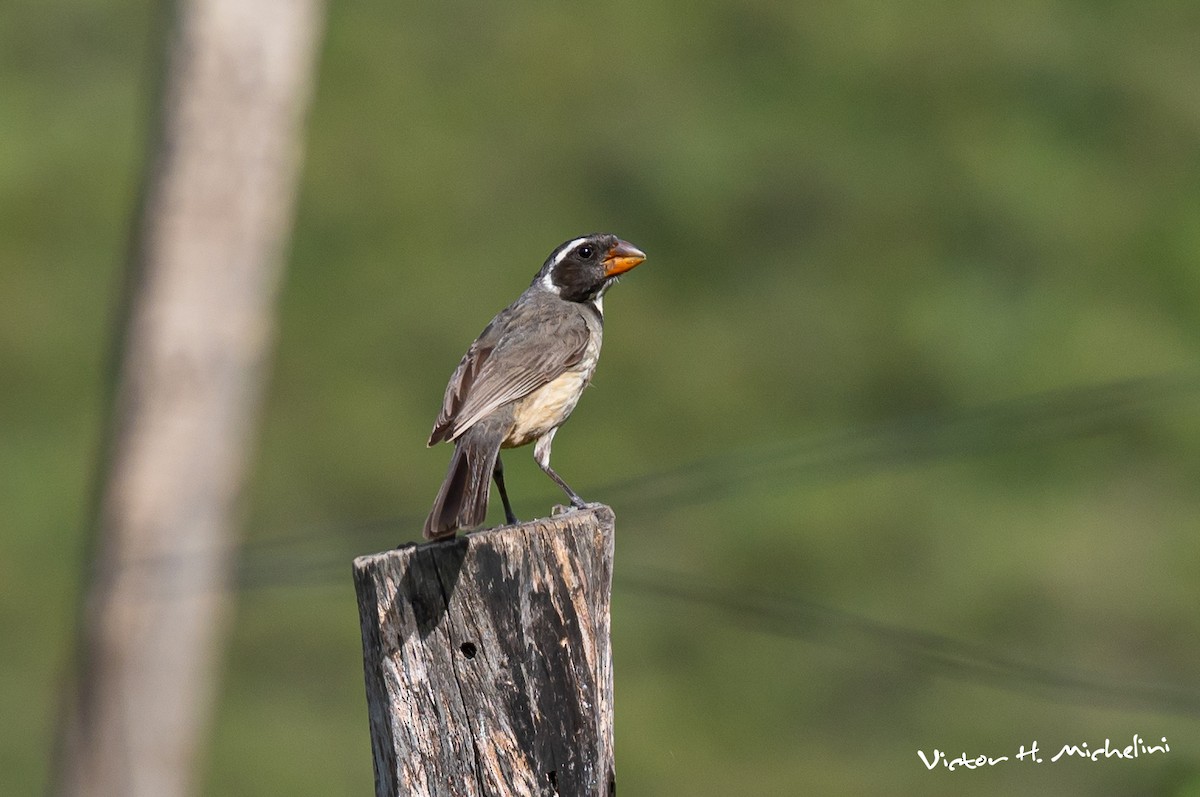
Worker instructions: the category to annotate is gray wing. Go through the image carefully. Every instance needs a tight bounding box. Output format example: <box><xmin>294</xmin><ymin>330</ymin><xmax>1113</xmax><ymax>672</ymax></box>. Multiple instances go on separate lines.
<box><xmin>428</xmin><ymin>295</ymin><xmax>590</xmax><ymax>445</ymax></box>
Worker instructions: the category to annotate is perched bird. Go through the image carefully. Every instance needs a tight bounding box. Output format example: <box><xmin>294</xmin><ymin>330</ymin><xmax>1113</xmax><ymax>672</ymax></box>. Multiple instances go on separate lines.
<box><xmin>423</xmin><ymin>233</ymin><xmax>647</xmax><ymax>540</ymax></box>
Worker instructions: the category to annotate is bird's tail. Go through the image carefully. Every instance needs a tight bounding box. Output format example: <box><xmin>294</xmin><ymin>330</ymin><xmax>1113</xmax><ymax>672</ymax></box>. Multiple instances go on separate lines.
<box><xmin>423</xmin><ymin>427</ymin><xmax>501</xmax><ymax>540</ymax></box>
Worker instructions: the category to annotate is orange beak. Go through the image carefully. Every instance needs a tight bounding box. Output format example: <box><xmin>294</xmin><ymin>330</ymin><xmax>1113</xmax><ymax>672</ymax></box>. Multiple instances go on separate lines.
<box><xmin>603</xmin><ymin>239</ymin><xmax>647</xmax><ymax>277</ymax></box>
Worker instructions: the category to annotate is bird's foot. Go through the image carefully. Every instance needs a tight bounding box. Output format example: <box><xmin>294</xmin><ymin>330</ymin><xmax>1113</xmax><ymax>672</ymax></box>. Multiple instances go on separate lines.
<box><xmin>551</xmin><ymin>499</ymin><xmax>598</xmax><ymax>516</ymax></box>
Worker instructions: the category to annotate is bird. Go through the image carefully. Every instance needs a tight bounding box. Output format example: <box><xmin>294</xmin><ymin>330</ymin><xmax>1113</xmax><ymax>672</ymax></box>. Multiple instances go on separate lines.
<box><xmin>423</xmin><ymin>233</ymin><xmax>647</xmax><ymax>540</ymax></box>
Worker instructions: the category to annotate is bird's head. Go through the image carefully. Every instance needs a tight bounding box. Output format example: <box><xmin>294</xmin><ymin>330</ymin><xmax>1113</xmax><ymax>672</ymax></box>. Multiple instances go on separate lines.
<box><xmin>534</xmin><ymin>233</ymin><xmax>646</xmax><ymax>303</ymax></box>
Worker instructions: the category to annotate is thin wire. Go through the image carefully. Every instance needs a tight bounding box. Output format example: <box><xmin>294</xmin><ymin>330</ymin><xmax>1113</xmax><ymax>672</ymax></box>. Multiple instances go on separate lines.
<box><xmin>618</xmin><ymin>567</ymin><xmax>1200</xmax><ymax>720</ymax></box>
<box><xmin>600</xmin><ymin>370</ymin><xmax>1200</xmax><ymax>516</ymax></box>
<box><xmin>87</xmin><ymin>371</ymin><xmax>1200</xmax><ymax>591</ymax></box>
<box><xmin>230</xmin><ymin>370</ymin><xmax>1200</xmax><ymax>589</ymax></box>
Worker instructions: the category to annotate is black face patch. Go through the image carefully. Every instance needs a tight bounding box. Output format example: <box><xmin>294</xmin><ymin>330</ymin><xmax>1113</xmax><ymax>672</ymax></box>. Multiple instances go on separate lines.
<box><xmin>549</xmin><ymin>234</ymin><xmax>617</xmax><ymax>303</ymax></box>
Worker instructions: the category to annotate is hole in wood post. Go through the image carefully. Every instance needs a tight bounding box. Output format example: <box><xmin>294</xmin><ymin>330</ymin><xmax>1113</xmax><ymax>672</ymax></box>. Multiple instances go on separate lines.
<box><xmin>459</xmin><ymin>642</ymin><xmax>477</xmax><ymax>659</ymax></box>
<box><xmin>547</xmin><ymin>770</ymin><xmax>558</xmax><ymax>791</ymax></box>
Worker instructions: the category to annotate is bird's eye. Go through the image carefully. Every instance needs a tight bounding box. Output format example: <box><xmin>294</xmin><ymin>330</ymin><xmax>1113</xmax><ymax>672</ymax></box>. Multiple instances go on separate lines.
<box><xmin>576</xmin><ymin>245</ymin><xmax>594</xmax><ymax>259</ymax></box>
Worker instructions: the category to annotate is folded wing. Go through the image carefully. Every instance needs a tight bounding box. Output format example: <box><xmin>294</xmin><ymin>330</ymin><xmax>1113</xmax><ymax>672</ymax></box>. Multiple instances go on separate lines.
<box><xmin>428</xmin><ymin>296</ymin><xmax>590</xmax><ymax>446</ymax></box>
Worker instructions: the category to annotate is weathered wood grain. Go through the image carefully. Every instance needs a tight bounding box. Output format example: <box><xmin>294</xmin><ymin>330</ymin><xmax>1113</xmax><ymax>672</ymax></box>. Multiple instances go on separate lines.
<box><xmin>353</xmin><ymin>504</ymin><xmax>616</xmax><ymax>797</ymax></box>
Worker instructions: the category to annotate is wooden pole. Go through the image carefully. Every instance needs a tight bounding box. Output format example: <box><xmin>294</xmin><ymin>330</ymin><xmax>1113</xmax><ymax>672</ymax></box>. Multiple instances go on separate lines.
<box><xmin>54</xmin><ymin>1</ymin><xmax>324</xmax><ymax>795</ymax></box>
<box><xmin>353</xmin><ymin>505</ymin><xmax>617</xmax><ymax>797</ymax></box>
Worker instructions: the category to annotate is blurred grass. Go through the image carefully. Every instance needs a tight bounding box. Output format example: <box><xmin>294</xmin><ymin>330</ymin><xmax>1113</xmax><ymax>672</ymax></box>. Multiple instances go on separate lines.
<box><xmin>3</xmin><ymin>0</ymin><xmax>1200</xmax><ymax>794</ymax></box>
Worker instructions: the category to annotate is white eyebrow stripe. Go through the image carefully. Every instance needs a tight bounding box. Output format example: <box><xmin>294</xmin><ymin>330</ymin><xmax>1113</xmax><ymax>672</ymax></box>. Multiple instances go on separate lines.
<box><xmin>549</xmin><ymin>236</ymin><xmax>590</xmax><ymax>269</ymax></box>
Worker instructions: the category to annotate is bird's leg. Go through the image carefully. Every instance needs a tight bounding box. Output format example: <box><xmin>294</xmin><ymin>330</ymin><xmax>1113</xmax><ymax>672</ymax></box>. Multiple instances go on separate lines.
<box><xmin>533</xmin><ymin>430</ymin><xmax>587</xmax><ymax>509</ymax></box>
<box><xmin>492</xmin><ymin>455</ymin><xmax>519</xmax><ymax>525</ymax></box>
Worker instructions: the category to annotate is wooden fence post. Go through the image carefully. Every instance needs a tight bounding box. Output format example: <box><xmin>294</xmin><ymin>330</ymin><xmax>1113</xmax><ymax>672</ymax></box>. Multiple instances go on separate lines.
<box><xmin>353</xmin><ymin>505</ymin><xmax>617</xmax><ymax>797</ymax></box>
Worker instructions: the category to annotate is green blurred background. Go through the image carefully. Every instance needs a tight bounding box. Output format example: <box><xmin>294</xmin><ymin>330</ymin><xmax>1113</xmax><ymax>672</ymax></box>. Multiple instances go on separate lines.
<box><xmin>4</xmin><ymin>0</ymin><xmax>1200</xmax><ymax>794</ymax></box>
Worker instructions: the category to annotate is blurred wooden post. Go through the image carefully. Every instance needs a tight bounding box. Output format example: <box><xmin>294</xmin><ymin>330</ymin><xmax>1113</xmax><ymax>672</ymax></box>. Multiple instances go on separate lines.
<box><xmin>353</xmin><ymin>505</ymin><xmax>617</xmax><ymax>797</ymax></box>
<box><xmin>54</xmin><ymin>1</ymin><xmax>324</xmax><ymax>796</ymax></box>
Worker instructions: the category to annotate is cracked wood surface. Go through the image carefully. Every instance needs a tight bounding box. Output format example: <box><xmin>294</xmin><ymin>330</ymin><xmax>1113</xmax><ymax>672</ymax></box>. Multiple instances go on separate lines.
<box><xmin>353</xmin><ymin>505</ymin><xmax>616</xmax><ymax>797</ymax></box>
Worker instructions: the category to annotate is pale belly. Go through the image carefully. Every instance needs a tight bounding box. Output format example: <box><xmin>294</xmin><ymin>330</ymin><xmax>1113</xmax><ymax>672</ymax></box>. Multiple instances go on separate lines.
<box><xmin>504</xmin><ymin>365</ymin><xmax>594</xmax><ymax>448</ymax></box>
